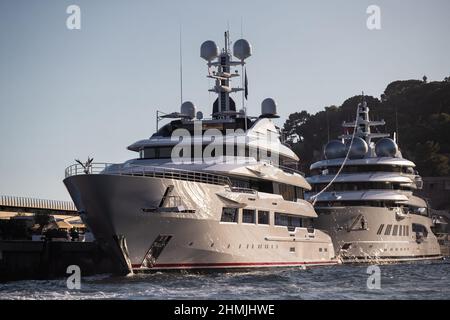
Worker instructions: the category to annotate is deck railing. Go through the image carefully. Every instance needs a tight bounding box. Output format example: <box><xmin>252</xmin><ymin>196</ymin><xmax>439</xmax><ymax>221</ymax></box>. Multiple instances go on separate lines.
<box><xmin>278</xmin><ymin>164</ymin><xmax>305</xmax><ymax>177</ymax></box>
<box><xmin>65</xmin><ymin>163</ymin><xmax>232</xmax><ymax>186</ymax></box>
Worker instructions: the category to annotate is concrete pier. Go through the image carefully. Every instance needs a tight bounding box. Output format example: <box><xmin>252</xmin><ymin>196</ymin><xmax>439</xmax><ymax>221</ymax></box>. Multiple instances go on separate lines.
<box><xmin>0</xmin><ymin>240</ymin><xmax>117</xmax><ymax>282</ymax></box>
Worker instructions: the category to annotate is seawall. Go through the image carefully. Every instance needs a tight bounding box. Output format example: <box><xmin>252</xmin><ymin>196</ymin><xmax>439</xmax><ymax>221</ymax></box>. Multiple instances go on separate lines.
<box><xmin>0</xmin><ymin>240</ymin><xmax>117</xmax><ymax>282</ymax></box>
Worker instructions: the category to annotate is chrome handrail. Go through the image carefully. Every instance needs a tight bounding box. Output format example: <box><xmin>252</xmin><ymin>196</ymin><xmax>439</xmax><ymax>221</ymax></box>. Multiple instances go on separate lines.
<box><xmin>64</xmin><ymin>163</ymin><xmax>232</xmax><ymax>186</ymax></box>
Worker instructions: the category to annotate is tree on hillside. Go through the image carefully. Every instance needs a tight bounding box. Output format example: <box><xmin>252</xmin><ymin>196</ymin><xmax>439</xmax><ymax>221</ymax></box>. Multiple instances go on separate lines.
<box><xmin>413</xmin><ymin>141</ymin><xmax>449</xmax><ymax>176</ymax></box>
<box><xmin>383</xmin><ymin>80</ymin><xmax>423</xmax><ymax>99</ymax></box>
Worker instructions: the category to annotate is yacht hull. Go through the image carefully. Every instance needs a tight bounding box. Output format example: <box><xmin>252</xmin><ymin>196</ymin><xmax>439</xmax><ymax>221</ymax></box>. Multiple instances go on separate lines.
<box><xmin>64</xmin><ymin>174</ymin><xmax>337</xmax><ymax>274</ymax></box>
<box><xmin>314</xmin><ymin>206</ymin><xmax>442</xmax><ymax>263</ymax></box>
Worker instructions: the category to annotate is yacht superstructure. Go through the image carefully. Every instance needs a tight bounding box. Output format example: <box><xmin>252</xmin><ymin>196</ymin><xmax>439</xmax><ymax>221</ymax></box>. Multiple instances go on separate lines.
<box><xmin>64</xmin><ymin>32</ymin><xmax>337</xmax><ymax>273</ymax></box>
<box><xmin>306</xmin><ymin>98</ymin><xmax>442</xmax><ymax>263</ymax></box>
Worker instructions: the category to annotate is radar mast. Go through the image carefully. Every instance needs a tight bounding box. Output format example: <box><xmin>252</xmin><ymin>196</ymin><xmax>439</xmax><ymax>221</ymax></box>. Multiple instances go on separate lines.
<box><xmin>200</xmin><ymin>31</ymin><xmax>252</xmax><ymax>119</ymax></box>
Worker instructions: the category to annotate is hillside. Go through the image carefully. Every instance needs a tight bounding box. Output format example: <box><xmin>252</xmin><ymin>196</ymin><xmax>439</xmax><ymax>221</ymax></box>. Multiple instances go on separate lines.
<box><xmin>283</xmin><ymin>78</ymin><xmax>450</xmax><ymax>176</ymax></box>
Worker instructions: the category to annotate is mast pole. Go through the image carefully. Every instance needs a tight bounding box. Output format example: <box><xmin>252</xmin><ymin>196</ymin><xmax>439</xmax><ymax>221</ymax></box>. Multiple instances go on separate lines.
<box><xmin>179</xmin><ymin>24</ymin><xmax>183</xmax><ymax>105</ymax></box>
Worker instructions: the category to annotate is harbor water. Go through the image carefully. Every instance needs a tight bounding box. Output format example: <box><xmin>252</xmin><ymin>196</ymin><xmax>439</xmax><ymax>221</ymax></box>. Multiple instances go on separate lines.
<box><xmin>1</xmin><ymin>259</ymin><xmax>449</xmax><ymax>300</ymax></box>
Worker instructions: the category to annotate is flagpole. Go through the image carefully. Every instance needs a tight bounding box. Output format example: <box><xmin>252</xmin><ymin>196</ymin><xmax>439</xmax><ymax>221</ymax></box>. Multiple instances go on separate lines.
<box><xmin>240</xmin><ymin>18</ymin><xmax>248</xmax><ymax>132</ymax></box>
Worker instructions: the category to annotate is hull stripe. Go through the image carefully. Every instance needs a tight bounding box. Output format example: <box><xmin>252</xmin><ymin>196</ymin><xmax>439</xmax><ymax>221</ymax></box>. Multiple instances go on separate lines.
<box><xmin>132</xmin><ymin>260</ymin><xmax>337</xmax><ymax>269</ymax></box>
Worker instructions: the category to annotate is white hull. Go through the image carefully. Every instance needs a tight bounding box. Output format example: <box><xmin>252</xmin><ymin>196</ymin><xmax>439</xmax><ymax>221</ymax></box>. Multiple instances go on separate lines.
<box><xmin>314</xmin><ymin>206</ymin><xmax>442</xmax><ymax>263</ymax></box>
<box><xmin>64</xmin><ymin>174</ymin><xmax>338</xmax><ymax>273</ymax></box>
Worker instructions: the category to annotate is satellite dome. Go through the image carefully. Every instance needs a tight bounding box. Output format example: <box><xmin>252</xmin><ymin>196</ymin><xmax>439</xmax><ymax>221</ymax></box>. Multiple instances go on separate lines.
<box><xmin>345</xmin><ymin>137</ymin><xmax>368</xmax><ymax>159</ymax></box>
<box><xmin>324</xmin><ymin>140</ymin><xmax>346</xmax><ymax>159</ymax></box>
<box><xmin>261</xmin><ymin>98</ymin><xmax>279</xmax><ymax>118</ymax></box>
<box><xmin>200</xmin><ymin>40</ymin><xmax>219</xmax><ymax>62</ymax></box>
<box><xmin>196</xmin><ymin>111</ymin><xmax>203</xmax><ymax>120</ymax></box>
<box><xmin>180</xmin><ymin>101</ymin><xmax>196</xmax><ymax>119</ymax></box>
<box><xmin>233</xmin><ymin>39</ymin><xmax>252</xmax><ymax>61</ymax></box>
<box><xmin>375</xmin><ymin>138</ymin><xmax>398</xmax><ymax>157</ymax></box>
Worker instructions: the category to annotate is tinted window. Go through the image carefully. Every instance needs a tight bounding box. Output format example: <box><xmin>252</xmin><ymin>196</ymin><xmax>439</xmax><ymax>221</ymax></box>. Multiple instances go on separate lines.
<box><xmin>412</xmin><ymin>223</ymin><xmax>428</xmax><ymax>237</ymax></box>
<box><xmin>242</xmin><ymin>209</ymin><xmax>256</xmax><ymax>224</ymax></box>
<box><xmin>221</xmin><ymin>208</ymin><xmax>238</xmax><ymax>223</ymax></box>
<box><xmin>142</xmin><ymin>148</ymin><xmax>156</xmax><ymax>159</ymax></box>
<box><xmin>258</xmin><ymin>211</ymin><xmax>269</xmax><ymax>225</ymax></box>
<box><xmin>392</xmin><ymin>225</ymin><xmax>399</xmax><ymax>236</ymax></box>
<box><xmin>159</xmin><ymin>147</ymin><xmax>172</xmax><ymax>158</ymax></box>
<box><xmin>275</xmin><ymin>213</ymin><xmax>302</xmax><ymax>228</ymax></box>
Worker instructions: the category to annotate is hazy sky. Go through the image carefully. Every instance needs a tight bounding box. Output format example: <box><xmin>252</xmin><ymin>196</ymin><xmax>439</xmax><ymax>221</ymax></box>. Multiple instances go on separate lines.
<box><xmin>1</xmin><ymin>0</ymin><xmax>449</xmax><ymax>200</ymax></box>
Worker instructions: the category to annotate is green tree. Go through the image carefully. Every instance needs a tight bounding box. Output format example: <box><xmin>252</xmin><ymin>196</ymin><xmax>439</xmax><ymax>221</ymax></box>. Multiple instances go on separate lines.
<box><xmin>413</xmin><ymin>141</ymin><xmax>449</xmax><ymax>176</ymax></box>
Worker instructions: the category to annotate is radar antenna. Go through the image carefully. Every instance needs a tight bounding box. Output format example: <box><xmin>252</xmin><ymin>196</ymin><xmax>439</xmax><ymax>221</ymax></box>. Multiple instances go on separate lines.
<box><xmin>200</xmin><ymin>32</ymin><xmax>252</xmax><ymax>120</ymax></box>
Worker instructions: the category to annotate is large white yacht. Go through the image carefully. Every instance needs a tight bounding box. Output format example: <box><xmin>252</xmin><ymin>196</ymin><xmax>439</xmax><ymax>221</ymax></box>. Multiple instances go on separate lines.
<box><xmin>306</xmin><ymin>98</ymin><xmax>442</xmax><ymax>263</ymax></box>
<box><xmin>64</xmin><ymin>32</ymin><xmax>337</xmax><ymax>273</ymax></box>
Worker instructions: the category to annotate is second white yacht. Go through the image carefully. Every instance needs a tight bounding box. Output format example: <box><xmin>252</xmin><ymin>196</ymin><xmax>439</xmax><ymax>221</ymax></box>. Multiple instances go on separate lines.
<box><xmin>64</xmin><ymin>32</ymin><xmax>338</xmax><ymax>273</ymax></box>
<box><xmin>306</xmin><ymin>98</ymin><xmax>442</xmax><ymax>263</ymax></box>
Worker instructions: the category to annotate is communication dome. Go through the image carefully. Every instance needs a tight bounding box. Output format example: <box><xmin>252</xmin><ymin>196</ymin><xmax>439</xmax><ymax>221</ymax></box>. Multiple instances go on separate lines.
<box><xmin>375</xmin><ymin>138</ymin><xmax>398</xmax><ymax>157</ymax></box>
<box><xmin>180</xmin><ymin>101</ymin><xmax>196</xmax><ymax>119</ymax></box>
<box><xmin>345</xmin><ymin>137</ymin><xmax>369</xmax><ymax>159</ymax></box>
<box><xmin>233</xmin><ymin>39</ymin><xmax>252</xmax><ymax>61</ymax></box>
<box><xmin>200</xmin><ymin>40</ymin><xmax>219</xmax><ymax>61</ymax></box>
<box><xmin>324</xmin><ymin>140</ymin><xmax>346</xmax><ymax>159</ymax></box>
<box><xmin>196</xmin><ymin>111</ymin><xmax>203</xmax><ymax>120</ymax></box>
<box><xmin>261</xmin><ymin>98</ymin><xmax>278</xmax><ymax>118</ymax></box>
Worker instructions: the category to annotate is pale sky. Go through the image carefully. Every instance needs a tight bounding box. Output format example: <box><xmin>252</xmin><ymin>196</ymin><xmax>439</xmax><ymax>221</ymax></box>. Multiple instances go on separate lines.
<box><xmin>1</xmin><ymin>0</ymin><xmax>449</xmax><ymax>200</ymax></box>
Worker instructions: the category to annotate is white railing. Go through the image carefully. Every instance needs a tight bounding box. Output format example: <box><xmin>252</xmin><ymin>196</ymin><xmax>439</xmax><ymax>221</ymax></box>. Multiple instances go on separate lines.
<box><xmin>226</xmin><ymin>186</ymin><xmax>257</xmax><ymax>194</ymax></box>
<box><xmin>278</xmin><ymin>164</ymin><xmax>305</xmax><ymax>177</ymax></box>
<box><xmin>65</xmin><ymin>163</ymin><xmax>232</xmax><ymax>186</ymax></box>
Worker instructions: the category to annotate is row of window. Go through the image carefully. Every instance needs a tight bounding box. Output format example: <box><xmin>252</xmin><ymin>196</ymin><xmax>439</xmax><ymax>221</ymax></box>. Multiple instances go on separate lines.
<box><xmin>312</xmin><ymin>182</ymin><xmax>411</xmax><ymax>193</ymax></box>
<box><xmin>230</xmin><ymin>178</ymin><xmax>305</xmax><ymax>202</ymax></box>
<box><xmin>188</xmin><ymin>242</ymin><xmax>328</xmax><ymax>254</ymax></box>
<box><xmin>317</xmin><ymin>202</ymin><xmax>428</xmax><ymax>216</ymax></box>
<box><xmin>377</xmin><ymin>224</ymin><xmax>410</xmax><ymax>237</ymax></box>
<box><xmin>317</xmin><ymin>201</ymin><xmax>396</xmax><ymax>208</ymax></box>
<box><xmin>376</xmin><ymin>223</ymin><xmax>429</xmax><ymax>237</ymax></box>
<box><xmin>220</xmin><ymin>207</ymin><xmax>307</xmax><ymax>229</ymax></box>
<box><xmin>311</xmin><ymin>165</ymin><xmax>416</xmax><ymax>176</ymax></box>
<box><xmin>139</xmin><ymin>145</ymin><xmax>281</xmax><ymax>161</ymax></box>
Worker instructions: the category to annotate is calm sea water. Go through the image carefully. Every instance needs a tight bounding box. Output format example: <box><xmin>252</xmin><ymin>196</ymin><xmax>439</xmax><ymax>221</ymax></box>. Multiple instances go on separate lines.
<box><xmin>1</xmin><ymin>259</ymin><xmax>449</xmax><ymax>300</ymax></box>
